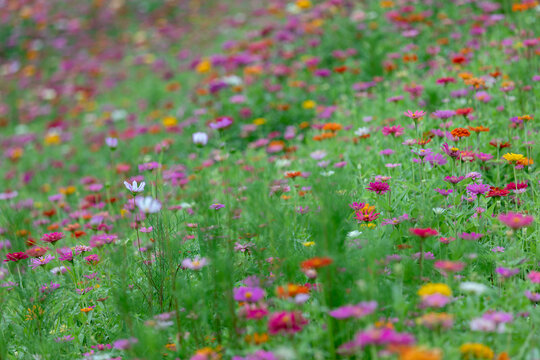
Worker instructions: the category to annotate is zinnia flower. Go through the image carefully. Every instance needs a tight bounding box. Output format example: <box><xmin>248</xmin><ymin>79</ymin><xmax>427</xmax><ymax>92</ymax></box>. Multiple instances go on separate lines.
<box><xmin>498</xmin><ymin>212</ymin><xmax>533</xmax><ymax>229</ymax></box>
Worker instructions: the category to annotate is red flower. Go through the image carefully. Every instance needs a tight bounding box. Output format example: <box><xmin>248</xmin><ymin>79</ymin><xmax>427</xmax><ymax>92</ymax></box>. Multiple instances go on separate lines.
<box><xmin>4</xmin><ymin>252</ymin><xmax>28</xmax><ymax>262</ymax></box>
<box><xmin>301</xmin><ymin>257</ymin><xmax>333</xmax><ymax>270</ymax></box>
<box><xmin>409</xmin><ymin>228</ymin><xmax>438</xmax><ymax>238</ymax></box>
<box><xmin>486</xmin><ymin>187</ymin><xmax>510</xmax><ymax>198</ymax></box>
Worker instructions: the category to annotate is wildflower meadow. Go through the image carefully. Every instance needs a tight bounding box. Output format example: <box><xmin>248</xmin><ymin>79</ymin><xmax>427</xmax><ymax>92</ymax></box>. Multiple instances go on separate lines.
<box><xmin>1</xmin><ymin>0</ymin><xmax>539</xmax><ymax>359</ymax></box>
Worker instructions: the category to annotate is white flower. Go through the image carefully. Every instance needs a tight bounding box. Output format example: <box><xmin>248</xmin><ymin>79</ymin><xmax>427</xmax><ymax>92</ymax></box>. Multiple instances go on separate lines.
<box><xmin>433</xmin><ymin>207</ymin><xmax>445</xmax><ymax>214</ymax></box>
<box><xmin>124</xmin><ymin>180</ymin><xmax>145</xmax><ymax>193</ymax></box>
<box><xmin>192</xmin><ymin>132</ymin><xmax>208</xmax><ymax>146</ymax></box>
<box><xmin>222</xmin><ymin>75</ymin><xmax>242</xmax><ymax>86</ymax></box>
<box><xmin>459</xmin><ymin>281</ymin><xmax>488</xmax><ymax>295</ymax></box>
<box><xmin>135</xmin><ymin>196</ymin><xmax>161</xmax><ymax>214</ymax></box>
<box><xmin>355</xmin><ymin>127</ymin><xmax>370</xmax><ymax>137</ymax></box>
<box><xmin>321</xmin><ymin>171</ymin><xmax>335</xmax><ymax>177</ymax></box>
<box><xmin>347</xmin><ymin>230</ymin><xmax>362</xmax><ymax>238</ymax></box>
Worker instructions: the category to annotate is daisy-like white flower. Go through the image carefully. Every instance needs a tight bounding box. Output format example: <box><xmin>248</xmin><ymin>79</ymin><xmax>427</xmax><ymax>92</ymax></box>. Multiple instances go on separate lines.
<box><xmin>135</xmin><ymin>196</ymin><xmax>161</xmax><ymax>214</ymax></box>
<box><xmin>192</xmin><ymin>132</ymin><xmax>208</xmax><ymax>146</ymax></box>
<box><xmin>459</xmin><ymin>281</ymin><xmax>488</xmax><ymax>295</ymax></box>
<box><xmin>124</xmin><ymin>180</ymin><xmax>145</xmax><ymax>194</ymax></box>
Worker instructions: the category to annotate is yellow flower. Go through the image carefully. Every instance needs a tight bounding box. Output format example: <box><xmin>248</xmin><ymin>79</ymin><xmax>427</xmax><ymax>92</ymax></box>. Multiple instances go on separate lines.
<box><xmin>380</xmin><ymin>0</ymin><xmax>395</xmax><ymax>8</ymax></box>
<box><xmin>303</xmin><ymin>241</ymin><xmax>315</xmax><ymax>247</ymax></box>
<box><xmin>296</xmin><ymin>0</ymin><xmax>312</xmax><ymax>9</ymax></box>
<box><xmin>162</xmin><ymin>116</ymin><xmax>177</xmax><ymax>127</ymax></box>
<box><xmin>460</xmin><ymin>343</ymin><xmax>494</xmax><ymax>359</ymax></box>
<box><xmin>302</xmin><ymin>100</ymin><xmax>316</xmax><ymax>109</ymax></box>
<box><xmin>502</xmin><ymin>153</ymin><xmax>524</xmax><ymax>163</ymax></box>
<box><xmin>196</xmin><ymin>58</ymin><xmax>212</xmax><ymax>73</ymax></box>
<box><xmin>418</xmin><ymin>283</ymin><xmax>452</xmax><ymax>297</ymax></box>
<box><xmin>253</xmin><ymin>118</ymin><xmax>266</xmax><ymax>125</ymax></box>
<box><xmin>44</xmin><ymin>131</ymin><xmax>61</xmax><ymax>145</ymax></box>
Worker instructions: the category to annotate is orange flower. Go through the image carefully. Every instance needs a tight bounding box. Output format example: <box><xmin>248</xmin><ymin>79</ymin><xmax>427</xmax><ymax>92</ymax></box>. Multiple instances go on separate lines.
<box><xmin>244</xmin><ymin>333</ymin><xmax>269</xmax><ymax>344</ymax></box>
<box><xmin>517</xmin><ymin>157</ymin><xmax>534</xmax><ymax>166</ymax></box>
<box><xmin>467</xmin><ymin>126</ymin><xmax>489</xmax><ymax>132</ymax></box>
<box><xmin>322</xmin><ymin>123</ymin><xmax>342</xmax><ymax>132</ymax></box>
<box><xmin>285</xmin><ymin>171</ymin><xmax>302</xmax><ymax>179</ymax></box>
<box><xmin>321</xmin><ymin>132</ymin><xmax>337</xmax><ymax>139</ymax></box>
<box><xmin>301</xmin><ymin>256</ymin><xmax>333</xmax><ymax>270</ymax></box>
<box><xmin>450</xmin><ymin>128</ymin><xmax>471</xmax><ymax>138</ymax></box>
<box><xmin>276</xmin><ymin>284</ymin><xmax>310</xmax><ymax>298</ymax></box>
<box><xmin>80</xmin><ymin>307</ymin><xmax>94</xmax><ymax>313</ymax></box>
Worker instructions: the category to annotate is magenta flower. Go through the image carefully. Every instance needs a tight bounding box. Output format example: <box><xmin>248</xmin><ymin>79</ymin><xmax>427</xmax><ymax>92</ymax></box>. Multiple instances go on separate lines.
<box><xmin>329</xmin><ymin>301</ymin><xmax>377</xmax><ymax>319</ymax></box>
<box><xmin>366</xmin><ymin>181</ymin><xmax>390</xmax><ymax>195</ymax></box>
<box><xmin>338</xmin><ymin>327</ymin><xmax>415</xmax><ymax>355</ymax></box>
<box><xmin>268</xmin><ymin>311</ymin><xmax>308</xmax><ymax>335</ymax></box>
<box><xmin>381</xmin><ymin>125</ymin><xmax>404</xmax><ymax>137</ymax></box>
<box><xmin>443</xmin><ymin>175</ymin><xmax>465</xmax><ymax>184</ymax></box>
<box><xmin>525</xmin><ymin>290</ymin><xmax>540</xmax><ymax>303</ymax></box>
<box><xmin>466</xmin><ymin>183</ymin><xmax>491</xmax><ymax>196</ymax></box>
<box><xmin>496</xmin><ymin>267</ymin><xmax>519</xmax><ymax>278</ymax></box>
<box><xmin>85</xmin><ymin>254</ymin><xmax>100</xmax><ymax>265</ymax></box>
<box><xmin>41</xmin><ymin>232</ymin><xmax>65</xmax><ymax>244</ymax></box>
<box><xmin>233</xmin><ymin>287</ymin><xmax>265</xmax><ymax>302</ymax></box>
<box><xmin>4</xmin><ymin>252</ymin><xmax>28</xmax><ymax>263</ymax></box>
<box><xmin>498</xmin><ymin>212</ymin><xmax>534</xmax><ymax>229</ymax></box>
<box><xmin>527</xmin><ymin>271</ymin><xmax>540</xmax><ymax>284</ymax></box>
<box><xmin>29</xmin><ymin>255</ymin><xmax>55</xmax><ymax>269</ymax></box>
<box><xmin>349</xmin><ymin>202</ymin><xmax>366</xmax><ymax>210</ymax></box>
<box><xmin>459</xmin><ymin>232</ymin><xmax>484</xmax><ymax>241</ymax></box>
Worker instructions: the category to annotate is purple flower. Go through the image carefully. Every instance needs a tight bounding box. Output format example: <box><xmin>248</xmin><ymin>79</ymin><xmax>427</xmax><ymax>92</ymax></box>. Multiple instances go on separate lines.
<box><xmin>366</xmin><ymin>182</ymin><xmax>390</xmax><ymax>195</ymax></box>
<box><xmin>113</xmin><ymin>337</ymin><xmax>138</xmax><ymax>350</ymax></box>
<box><xmin>209</xmin><ymin>203</ymin><xmax>225</xmax><ymax>210</ymax></box>
<box><xmin>459</xmin><ymin>232</ymin><xmax>484</xmax><ymax>241</ymax></box>
<box><xmin>329</xmin><ymin>301</ymin><xmax>377</xmax><ymax>319</ymax></box>
<box><xmin>435</xmin><ymin>188</ymin><xmax>453</xmax><ymax>196</ymax></box>
<box><xmin>233</xmin><ymin>287</ymin><xmax>265</xmax><ymax>302</ymax></box>
<box><xmin>525</xmin><ymin>290</ymin><xmax>540</xmax><ymax>303</ymax></box>
<box><xmin>496</xmin><ymin>267</ymin><xmax>519</xmax><ymax>278</ymax></box>
<box><xmin>40</xmin><ymin>282</ymin><xmax>60</xmax><ymax>294</ymax></box>
<box><xmin>105</xmin><ymin>137</ymin><xmax>118</xmax><ymax>149</ymax></box>
<box><xmin>29</xmin><ymin>255</ymin><xmax>55</xmax><ymax>269</ymax></box>
<box><xmin>433</xmin><ymin>110</ymin><xmax>456</xmax><ymax>119</ymax></box>
<box><xmin>466</xmin><ymin>183</ymin><xmax>491</xmax><ymax>196</ymax></box>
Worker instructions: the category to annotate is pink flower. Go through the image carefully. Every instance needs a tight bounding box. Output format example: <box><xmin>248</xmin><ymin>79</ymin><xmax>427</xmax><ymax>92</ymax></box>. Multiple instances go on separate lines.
<box><xmin>268</xmin><ymin>311</ymin><xmax>308</xmax><ymax>335</ymax></box>
<box><xmin>233</xmin><ymin>287</ymin><xmax>265</xmax><ymax>302</ymax></box>
<box><xmin>4</xmin><ymin>252</ymin><xmax>28</xmax><ymax>262</ymax></box>
<box><xmin>329</xmin><ymin>301</ymin><xmax>377</xmax><ymax>319</ymax></box>
<box><xmin>404</xmin><ymin>110</ymin><xmax>426</xmax><ymax>119</ymax></box>
<box><xmin>498</xmin><ymin>212</ymin><xmax>534</xmax><ymax>229</ymax></box>
<box><xmin>409</xmin><ymin>228</ymin><xmax>438</xmax><ymax>238</ymax></box>
<box><xmin>527</xmin><ymin>271</ymin><xmax>540</xmax><ymax>284</ymax></box>
<box><xmin>366</xmin><ymin>181</ymin><xmax>390</xmax><ymax>195</ymax></box>
<box><xmin>41</xmin><ymin>232</ymin><xmax>65</xmax><ymax>244</ymax></box>
<box><xmin>381</xmin><ymin>125</ymin><xmax>404</xmax><ymax>137</ymax></box>
<box><xmin>182</xmin><ymin>257</ymin><xmax>209</xmax><ymax>270</ymax></box>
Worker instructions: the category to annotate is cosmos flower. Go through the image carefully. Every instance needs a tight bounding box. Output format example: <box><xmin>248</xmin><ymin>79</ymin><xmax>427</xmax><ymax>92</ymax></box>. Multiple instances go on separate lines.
<box><xmin>192</xmin><ymin>132</ymin><xmax>208</xmax><ymax>146</ymax></box>
<box><xmin>233</xmin><ymin>287</ymin><xmax>265</xmax><ymax>302</ymax></box>
<box><xmin>124</xmin><ymin>180</ymin><xmax>145</xmax><ymax>194</ymax></box>
<box><xmin>135</xmin><ymin>196</ymin><xmax>162</xmax><ymax>214</ymax></box>
<box><xmin>182</xmin><ymin>257</ymin><xmax>209</xmax><ymax>270</ymax></box>
<box><xmin>498</xmin><ymin>212</ymin><xmax>533</xmax><ymax>229</ymax></box>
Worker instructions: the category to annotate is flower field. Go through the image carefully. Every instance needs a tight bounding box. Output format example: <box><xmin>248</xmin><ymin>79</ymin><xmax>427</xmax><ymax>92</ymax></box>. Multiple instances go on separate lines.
<box><xmin>0</xmin><ymin>0</ymin><xmax>539</xmax><ymax>359</ymax></box>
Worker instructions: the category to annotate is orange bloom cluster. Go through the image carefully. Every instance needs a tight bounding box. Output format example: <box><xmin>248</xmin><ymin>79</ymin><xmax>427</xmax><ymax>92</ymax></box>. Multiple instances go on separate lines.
<box><xmin>450</xmin><ymin>128</ymin><xmax>471</xmax><ymax>138</ymax></box>
<box><xmin>300</xmin><ymin>256</ymin><xmax>333</xmax><ymax>270</ymax></box>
